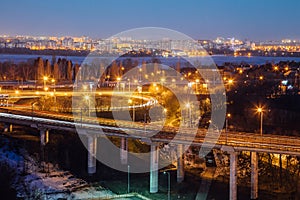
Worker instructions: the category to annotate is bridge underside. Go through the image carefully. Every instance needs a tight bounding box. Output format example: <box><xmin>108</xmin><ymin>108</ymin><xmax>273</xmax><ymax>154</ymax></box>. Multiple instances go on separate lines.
<box><xmin>1</xmin><ymin>112</ymin><xmax>300</xmax><ymax>199</ymax></box>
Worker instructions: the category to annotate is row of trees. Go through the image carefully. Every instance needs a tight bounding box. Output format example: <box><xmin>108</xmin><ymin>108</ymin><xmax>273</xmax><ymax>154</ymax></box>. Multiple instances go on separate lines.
<box><xmin>0</xmin><ymin>57</ymin><xmax>80</xmax><ymax>83</ymax></box>
<box><xmin>0</xmin><ymin>55</ymin><xmax>189</xmax><ymax>84</ymax></box>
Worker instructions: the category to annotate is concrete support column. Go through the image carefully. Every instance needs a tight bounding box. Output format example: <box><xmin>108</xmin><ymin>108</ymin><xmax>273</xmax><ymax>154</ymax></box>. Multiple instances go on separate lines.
<box><xmin>9</xmin><ymin>124</ymin><xmax>13</xmax><ymax>132</ymax></box>
<box><xmin>39</xmin><ymin>129</ymin><xmax>49</xmax><ymax>146</ymax></box>
<box><xmin>177</xmin><ymin>144</ymin><xmax>185</xmax><ymax>183</ymax></box>
<box><xmin>150</xmin><ymin>144</ymin><xmax>159</xmax><ymax>193</ymax></box>
<box><xmin>45</xmin><ymin>130</ymin><xmax>49</xmax><ymax>144</ymax></box>
<box><xmin>3</xmin><ymin>123</ymin><xmax>9</xmax><ymax>132</ymax></box>
<box><xmin>120</xmin><ymin>137</ymin><xmax>128</xmax><ymax>165</ymax></box>
<box><xmin>251</xmin><ymin>152</ymin><xmax>258</xmax><ymax>200</ymax></box>
<box><xmin>40</xmin><ymin>129</ymin><xmax>46</xmax><ymax>146</ymax></box>
<box><xmin>230</xmin><ymin>151</ymin><xmax>238</xmax><ymax>200</ymax></box>
<box><xmin>87</xmin><ymin>136</ymin><xmax>97</xmax><ymax>175</ymax></box>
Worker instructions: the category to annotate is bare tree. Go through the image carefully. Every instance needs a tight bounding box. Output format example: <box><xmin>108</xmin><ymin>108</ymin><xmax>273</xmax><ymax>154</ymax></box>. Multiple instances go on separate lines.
<box><xmin>20</xmin><ymin>62</ymin><xmax>33</xmax><ymax>80</ymax></box>
<box><xmin>7</xmin><ymin>65</ymin><xmax>18</xmax><ymax>80</ymax></box>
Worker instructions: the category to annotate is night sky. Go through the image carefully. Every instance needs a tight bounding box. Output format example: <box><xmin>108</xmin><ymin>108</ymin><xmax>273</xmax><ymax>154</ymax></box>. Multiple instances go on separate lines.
<box><xmin>1</xmin><ymin>0</ymin><xmax>300</xmax><ymax>40</ymax></box>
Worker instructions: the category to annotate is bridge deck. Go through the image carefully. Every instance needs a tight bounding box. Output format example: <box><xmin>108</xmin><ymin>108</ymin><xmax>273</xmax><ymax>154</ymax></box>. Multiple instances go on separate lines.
<box><xmin>1</xmin><ymin>108</ymin><xmax>300</xmax><ymax>155</ymax></box>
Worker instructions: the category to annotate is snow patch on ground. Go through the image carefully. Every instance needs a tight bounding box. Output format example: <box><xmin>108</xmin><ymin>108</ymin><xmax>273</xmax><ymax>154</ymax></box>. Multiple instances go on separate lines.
<box><xmin>0</xmin><ymin>136</ymin><xmax>138</xmax><ymax>200</ymax></box>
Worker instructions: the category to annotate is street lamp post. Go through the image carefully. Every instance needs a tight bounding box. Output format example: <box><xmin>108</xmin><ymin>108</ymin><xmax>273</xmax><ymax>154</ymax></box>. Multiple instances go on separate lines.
<box><xmin>31</xmin><ymin>102</ymin><xmax>38</xmax><ymax>120</ymax></box>
<box><xmin>127</xmin><ymin>165</ymin><xmax>130</xmax><ymax>193</ymax></box>
<box><xmin>260</xmin><ymin>112</ymin><xmax>263</xmax><ymax>136</ymax></box>
<box><xmin>128</xmin><ymin>79</ymin><xmax>131</xmax><ymax>92</ymax></box>
<box><xmin>257</xmin><ymin>107</ymin><xmax>263</xmax><ymax>136</ymax></box>
<box><xmin>163</xmin><ymin>171</ymin><xmax>171</xmax><ymax>200</ymax></box>
<box><xmin>128</xmin><ymin>99</ymin><xmax>135</xmax><ymax>122</ymax></box>
<box><xmin>51</xmin><ymin>78</ymin><xmax>56</xmax><ymax>105</ymax></box>
<box><xmin>133</xmin><ymin>105</ymin><xmax>135</xmax><ymax>122</ymax></box>
<box><xmin>225</xmin><ymin>113</ymin><xmax>231</xmax><ymax>144</ymax></box>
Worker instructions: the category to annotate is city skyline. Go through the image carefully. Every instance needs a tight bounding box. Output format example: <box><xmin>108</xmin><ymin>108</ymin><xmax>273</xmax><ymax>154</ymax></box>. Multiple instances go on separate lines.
<box><xmin>1</xmin><ymin>0</ymin><xmax>300</xmax><ymax>41</ymax></box>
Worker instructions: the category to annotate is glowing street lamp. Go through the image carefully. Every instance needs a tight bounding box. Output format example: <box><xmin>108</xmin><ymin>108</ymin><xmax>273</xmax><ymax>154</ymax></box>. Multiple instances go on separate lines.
<box><xmin>227</xmin><ymin>79</ymin><xmax>234</xmax><ymax>90</ymax></box>
<box><xmin>256</xmin><ymin>107</ymin><xmax>264</xmax><ymax>136</ymax></box>
<box><xmin>285</xmin><ymin>66</ymin><xmax>289</xmax><ymax>71</ymax></box>
<box><xmin>225</xmin><ymin>113</ymin><xmax>231</xmax><ymax>144</ymax></box>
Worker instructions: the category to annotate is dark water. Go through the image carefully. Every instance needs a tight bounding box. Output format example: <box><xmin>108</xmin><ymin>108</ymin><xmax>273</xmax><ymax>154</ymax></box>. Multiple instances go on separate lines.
<box><xmin>1</xmin><ymin>54</ymin><xmax>300</xmax><ymax>66</ymax></box>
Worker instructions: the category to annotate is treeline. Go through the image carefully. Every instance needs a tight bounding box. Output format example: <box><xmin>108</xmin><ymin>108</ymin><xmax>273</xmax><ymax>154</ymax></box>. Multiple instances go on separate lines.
<box><xmin>0</xmin><ymin>56</ymin><xmax>171</xmax><ymax>84</ymax></box>
<box><xmin>0</xmin><ymin>57</ymin><xmax>80</xmax><ymax>82</ymax></box>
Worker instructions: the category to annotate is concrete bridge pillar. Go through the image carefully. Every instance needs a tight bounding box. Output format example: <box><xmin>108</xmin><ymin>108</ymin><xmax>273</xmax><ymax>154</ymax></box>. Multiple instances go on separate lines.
<box><xmin>150</xmin><ymin>144</ymin><xmax>159</xmax><ymax>193</ymax></box>
<box><xmin>229</xmin><ymin>151</ymin><xmax>238</xmax><ymax>200</ymax></box>
<box><xmin>251</xmin><ymin>152</ymin><xmax>258</xmax><ymax>200</ymax></box>
<box><xmin>9</xmin><ymin>124</ymin><xmax>13</xmax><ymax>132</ymax></box>
<box><xmin>177</xmin><ymin>144</ymin><xmax>185</xmax><ymax>183</ymax></box>
<box><xmin>87</xmin><ymin>135</ymin><xmax>97</xmax><ymax>175</ymax></box>
<box><xmin>40</xmin><ymin>129</ymin><xmax>49</xmax><ymax>146</ymax></box>
<box><xmin>120</xmin><ymin>137</ymin><xmax>128</xmax><ymax>165</ymax></box>
<box><xmin>221</xmin><ymin>146</ymin><xmax>238</xmax><ymax>200</ymax></box>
